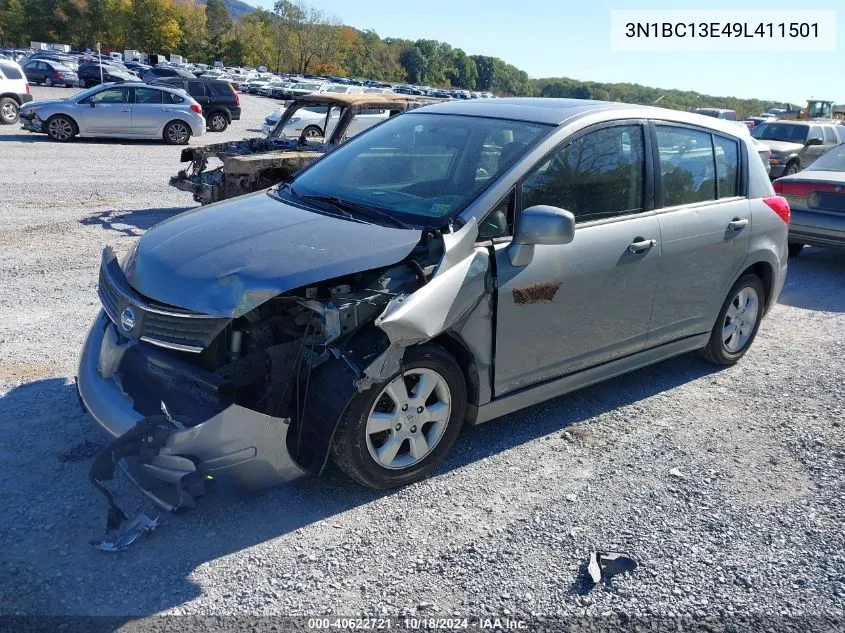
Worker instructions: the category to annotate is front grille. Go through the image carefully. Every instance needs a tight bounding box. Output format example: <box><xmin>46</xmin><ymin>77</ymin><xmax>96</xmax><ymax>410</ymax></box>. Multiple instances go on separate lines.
<box><xmin>97</xmin><ymin>247</ymin><xmax>230</xmax><ymax>353</ymax></box>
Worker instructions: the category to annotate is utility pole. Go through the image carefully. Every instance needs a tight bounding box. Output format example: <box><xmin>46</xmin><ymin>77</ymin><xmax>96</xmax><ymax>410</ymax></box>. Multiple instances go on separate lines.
<box><xmin>97</xmin><ymin>42</ymin><xmax>103</xmax><ymax>85</ymax></box>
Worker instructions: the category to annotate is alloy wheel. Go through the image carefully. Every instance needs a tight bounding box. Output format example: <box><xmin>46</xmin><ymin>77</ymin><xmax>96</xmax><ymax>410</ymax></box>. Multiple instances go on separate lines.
<box><xmin>1</xmin><ymin>101</ymin><xmax>17</xmax><ymax>122</ymax></box>
<box><xmin>167</xmin><ymin>122</ymin><xmax>189</xmax><ymax>143</ymax></box>
<box><xmin>48</xmin><ymin>117</ymin><xmax>73</xmax><ymax>140</ymax></box>
<box><xmin>365</xmin><ymin>369</ymin><xmax>452</xmax><ymax>470</ymax></box>
<box><xmin>723</xmin><ymin>286</ymin><xmax>759</xmax><ymax>353</ymax></box>
<box><xmin>210</xmin><ymin>114</ymin><xmax>226</xmax><ymax>131</ymax></box>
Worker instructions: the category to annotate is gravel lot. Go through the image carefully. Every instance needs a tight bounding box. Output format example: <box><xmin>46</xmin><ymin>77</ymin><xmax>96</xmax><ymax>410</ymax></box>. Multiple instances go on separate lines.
<box><xmin>1</xmin><ymin>86</ymin><xmax>844</xmax><ymax>628</ymax></box>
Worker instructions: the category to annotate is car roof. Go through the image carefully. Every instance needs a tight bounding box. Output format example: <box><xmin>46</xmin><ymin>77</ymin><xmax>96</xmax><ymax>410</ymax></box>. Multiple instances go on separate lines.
<box><xmin>415</xmin><ymin>97</ymin><xmax>753</xmax><ymax>135</ymax></box>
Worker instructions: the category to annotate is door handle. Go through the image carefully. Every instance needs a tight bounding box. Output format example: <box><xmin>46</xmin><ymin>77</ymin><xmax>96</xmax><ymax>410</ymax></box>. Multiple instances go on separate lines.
<box><xmin>628</xmin><ymin>238</ymin><xmax>657</xmax><ymax>254</ymax></box>
<box><xmin>120</xmin><ymin>108</ymin><xmax>131</xmax><ymax>112</ymax></box>
<box><xmin>728</xmin><ymin>218</ymin><xmax>749</xmax><ymax>231</ymax></box>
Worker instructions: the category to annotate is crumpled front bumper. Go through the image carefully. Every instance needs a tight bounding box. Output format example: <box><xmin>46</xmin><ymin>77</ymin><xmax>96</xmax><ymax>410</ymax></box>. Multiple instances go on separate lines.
<box><xmin>77</xmin><ymin>310</ymin><xmax>306</xmax><ymax>511</ymax></box>
<box><xmin>19</xmin><ymin>112</ymin><xmax>43</xmax><ymax>133</ymax></box>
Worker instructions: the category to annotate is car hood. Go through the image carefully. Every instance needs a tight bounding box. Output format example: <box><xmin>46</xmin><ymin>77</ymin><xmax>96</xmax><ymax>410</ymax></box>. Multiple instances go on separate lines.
<box><xmin>21</xmin><ymin>98</ymin><xmax>66</xmax><ymax>111</ymax></box>
<box><xmin>123</xmin><ymin>190</ymin><xmax>423</xmax><ymax>317</ymax></box>
<box><xmin>760</xmin><ymin>140</ymin><xmax>804</xmax><ymax>153</ymax></box>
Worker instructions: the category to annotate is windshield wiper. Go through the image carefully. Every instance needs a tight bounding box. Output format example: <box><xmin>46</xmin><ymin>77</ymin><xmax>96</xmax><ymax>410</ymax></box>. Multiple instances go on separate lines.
<box><xmin>290</xmin><ymin>187</ymin><xmax>412</xmax><ymax>229</ymax></box>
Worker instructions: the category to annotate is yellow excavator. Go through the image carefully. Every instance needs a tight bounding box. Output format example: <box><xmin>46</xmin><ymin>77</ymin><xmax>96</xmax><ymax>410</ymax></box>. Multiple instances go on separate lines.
<box><xmin>776</xmin><ymin>99</ymin><xmax>838</xmax><ymax>121</ymax></box>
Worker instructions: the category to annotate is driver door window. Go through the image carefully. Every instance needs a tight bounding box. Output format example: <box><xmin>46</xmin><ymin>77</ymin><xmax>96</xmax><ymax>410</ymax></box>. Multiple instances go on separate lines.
<box><xmin>520</xmin><ymin>125</ymin><xmax>645</xmax><ymax>223</ymax></box>
<box><xmin>83</xmin><ymin>88</ymin><xmax>129</xmax><ymax>104</ymax></box>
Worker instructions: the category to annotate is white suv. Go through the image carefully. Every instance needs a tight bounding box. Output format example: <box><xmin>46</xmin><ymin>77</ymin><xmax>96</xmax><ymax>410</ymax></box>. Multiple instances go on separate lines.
<box><xmin>0</xmin><ymin>59</ymin><xmax>32</xmax><ymax>124</ymax></box>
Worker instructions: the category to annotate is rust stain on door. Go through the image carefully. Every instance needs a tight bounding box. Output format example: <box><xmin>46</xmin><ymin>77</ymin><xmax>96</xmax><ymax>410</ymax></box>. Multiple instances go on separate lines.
<box><xmin>512</xmin><ymin>281</ymin><xmax>562</xmax><ymax>305</ymax></box>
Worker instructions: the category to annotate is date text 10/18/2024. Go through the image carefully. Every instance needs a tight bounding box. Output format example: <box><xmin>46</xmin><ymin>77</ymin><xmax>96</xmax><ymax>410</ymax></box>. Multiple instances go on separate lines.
<box><xmin>307</xmin><ymin>617</ymin><xmax>529</xmax><ymax>630</ymax></box>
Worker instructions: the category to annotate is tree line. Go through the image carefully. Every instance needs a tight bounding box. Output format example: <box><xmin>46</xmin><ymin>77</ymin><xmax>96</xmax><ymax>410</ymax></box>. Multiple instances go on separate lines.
<box><xmin>0</xmin><ymin>0</ymin><xmax>789</xmax><ymax>113</ymax></box>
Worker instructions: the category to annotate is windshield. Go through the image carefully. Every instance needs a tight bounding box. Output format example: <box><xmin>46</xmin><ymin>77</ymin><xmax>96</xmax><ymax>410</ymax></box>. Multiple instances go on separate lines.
<box><xmin>752</xmin><ymin>123</ymin><xmax>809</xmax><ymax>143</ymax></box>
<box><xmin>294</xmin><ymin>83</ymin><xmax>321</xmax><ymax>91</ymax></box>
<box><xmin>287</xmin><ymin>112</ymin><xmax>550</xmax><ymax>227</ymax></box>
<box><xmin>807</xmin><ymin>143</ymin><xmax>845</xmax><ymax>172</ymax></box>
<box><xmin>326</xmin><ymin>86</ymin><xmax>348</xmax><ymax>93</ymax></box>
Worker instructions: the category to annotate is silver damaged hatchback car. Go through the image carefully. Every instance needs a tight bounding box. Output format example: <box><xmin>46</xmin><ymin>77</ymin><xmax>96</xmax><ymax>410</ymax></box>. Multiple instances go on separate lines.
<box><xmin>77</xmin><ymin>98</ymin><xmax>789</xmax><ymax>515</ymax></box>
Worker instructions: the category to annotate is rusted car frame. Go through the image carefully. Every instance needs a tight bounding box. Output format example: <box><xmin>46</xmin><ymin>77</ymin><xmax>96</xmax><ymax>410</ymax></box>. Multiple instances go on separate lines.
<box><xmin>169</xmin><ymin>93</ymin><xmax>433</xmax><ymax>204</ymax></box>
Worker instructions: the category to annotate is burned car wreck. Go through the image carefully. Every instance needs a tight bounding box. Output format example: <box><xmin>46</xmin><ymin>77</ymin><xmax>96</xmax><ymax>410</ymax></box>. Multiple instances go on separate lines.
<box><xmin>169</xmin><ymin>93</ymin><xmax>431</xmax><ymax>204</ymax></box>
<box><xmin>79</xmin><ymin>99</ymin><xmax>785</xmax><ymax>541</ymax></box>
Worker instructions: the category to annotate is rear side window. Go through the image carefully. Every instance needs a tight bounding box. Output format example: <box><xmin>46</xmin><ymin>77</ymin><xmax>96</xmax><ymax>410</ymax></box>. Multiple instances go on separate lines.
<box><xmin>0</xmin><ymin>62</ymin><xmax>23</xmax><ymax>79</ymax></box>
<box><xmin>134</xmin><ymin>88</ymin><xmax>163</xmax><ymax>104</ymax></box>
<box><xmin>165</xmin><ymin>91</ymin><xmax>185</xmax><ymax>104</ymax></box>
<box><xmin>187</xmin><ymin>81</ymin><xmax>206</xmax><ymax>97</ymax></box>
<box><xmin>208</xmin><ymin>82</ymin><xmax>234</xmax><ymax>97</ymax></box>
<box><xmin>656</xmin><ymin>126</ymin><xmax>716</xmax><ymax>206</ymax></box>
<box><xmin>521</xmin><ymin>124</ymin><xmax>645</xmax><ymax>223</ymax></box>
<box><xmin>823</xmin><ymin>126</ymin><xmax>838</xmax><ymax>143</ymax></box>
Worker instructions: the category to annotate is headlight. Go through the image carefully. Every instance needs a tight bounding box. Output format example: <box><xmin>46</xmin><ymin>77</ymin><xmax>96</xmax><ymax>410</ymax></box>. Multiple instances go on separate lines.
<box><xmin>769</xmin><ymin>150</ymin><xmax>781</xmax><ymax>159</ymax></box>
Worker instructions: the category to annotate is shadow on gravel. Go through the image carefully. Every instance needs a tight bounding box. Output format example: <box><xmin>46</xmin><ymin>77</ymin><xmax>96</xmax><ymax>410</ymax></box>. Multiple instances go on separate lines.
<box><xmin>778</xmin><ymin>247</ymin><xmax>845</xmax><ymax>313</ymax></box>
<box><xmin>0</xmin><ymin>133</ymin><xmax>43</xmax><ymax>143</ymax></box>
<box><xmin>0</xmin><ymin>351</ymin><xmax>723</xmax><ymax>616</ymax></box>
<box><xmin>79</xmin><ymin>207</ymin><xmax>193</xmax><ymax>236</ymax></box>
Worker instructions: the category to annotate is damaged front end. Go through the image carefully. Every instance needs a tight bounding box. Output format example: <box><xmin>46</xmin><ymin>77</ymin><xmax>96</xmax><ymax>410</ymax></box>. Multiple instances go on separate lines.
<box><xmin>19</xmin><ymin>108</ymin><xmax>43</xmax><ymax>133</ymax></box>
<box><xmin>169</xmin><ymin>137</ymin><xmax>323</xmax><ymax>204</ymax></box>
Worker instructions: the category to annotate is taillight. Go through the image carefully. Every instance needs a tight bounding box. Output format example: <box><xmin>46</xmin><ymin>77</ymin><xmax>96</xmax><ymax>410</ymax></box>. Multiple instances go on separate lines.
<box><xmin>233</xmin><ymin>87</ymin><xmax>240</xmax><ymax>107</ymax></box>
<box><xmin>190</xmin><ymin>104</ymin><xmax>202</xmax><ymax>114</ymax></box>
<box><xmin>26</xmin><ymin>83</ymin><xmax>30</xmax><ymax>93</ymax></box>
<box><xmin>763</xmin><ymin>195</ymin><xmax>790</xmax><ymax>224</ymax></box>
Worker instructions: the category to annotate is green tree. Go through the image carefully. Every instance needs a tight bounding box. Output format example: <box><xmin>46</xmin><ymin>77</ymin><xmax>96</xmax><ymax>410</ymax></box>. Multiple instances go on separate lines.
<box><xmin>129</xmin><ymin>0</ymin><xmax>182</xmax><ymax>52</ymax></box>
<box><xmin>0</xmin><ymin>0</ymin><xmax>28</xmax><ymax>46</ymax></box>
<box><xmin>447</xmin><ymin>48</ymin><xmax>477</xmax><ymax>90</ymax></box>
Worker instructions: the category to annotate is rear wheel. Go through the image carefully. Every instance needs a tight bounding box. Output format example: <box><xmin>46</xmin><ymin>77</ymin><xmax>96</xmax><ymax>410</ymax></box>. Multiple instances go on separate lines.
<box><xmin>163</xmin><ymin>120</ymin><xmax>191</xmax><ymax>145</ymax></box>
<box><xmin>44</xmin><ymin>76</ymin><xmax>53</xmax><ymax>87</ymax></box>
<box><xmin>208</xmin><ymin>112</ymin><xmax>228</xmax><ymax>132</ymax></box>
<box><xmin>331</xmin><ymin>344</ymin><xmax>466</xmax><ymax>489</ymax></box>
<box><xmin>699</xmin><ymin>274</ymin><xmax>765</xmax><ymax>365</ymax></box>
<box><xmin>78</xmin><ymin>78</ymin><xmax>87</xmax><ymax>88</ymax></box>
<box><xmin>788</xmin><ymin>242</ymin><xmax>804</xmax><ymax>257</ymax></box>
<box><xmin>46</xmin><ymin>115</ymin><xmax>77</xmax><ymax>141</ymax></box>
<box><xmin>0</xmin><ymin>97</ymin><xmax>19</xmax><ymax>125</ymax></box>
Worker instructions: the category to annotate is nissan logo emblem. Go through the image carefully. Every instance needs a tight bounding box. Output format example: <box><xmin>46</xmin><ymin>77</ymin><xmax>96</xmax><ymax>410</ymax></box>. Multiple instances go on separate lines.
<box><xmin>120</xmin><ymin>307</ymin><xmax>136</xmax><ymax>333</ymax></box>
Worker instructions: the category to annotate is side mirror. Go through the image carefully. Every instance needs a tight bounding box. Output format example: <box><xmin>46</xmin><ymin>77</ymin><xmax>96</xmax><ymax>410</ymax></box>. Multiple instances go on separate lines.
<box><xmin>508</xmin><ymin>205</ymin><xmax>575</xmax><ymax>267</ymax></box>
<box><xmin>806</xmin><ymin>137</ymin><xmax>823</xmax><ymax>146</ymax></box>
<box><xmin>89</xmin><ymin>102</ymin><xmax>96</xmax><ymax>107</ymax></box>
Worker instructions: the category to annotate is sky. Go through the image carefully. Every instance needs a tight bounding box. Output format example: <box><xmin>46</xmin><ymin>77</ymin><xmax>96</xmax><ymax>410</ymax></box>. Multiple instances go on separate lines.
<box><xmin>252</xmin><ymin>0</ymin><xmax>842</xmax><ymax>105</ymax></box>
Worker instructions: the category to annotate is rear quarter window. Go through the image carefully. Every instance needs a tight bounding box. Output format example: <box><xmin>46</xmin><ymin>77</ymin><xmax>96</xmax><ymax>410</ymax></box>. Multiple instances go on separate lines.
<box><xmin>0</xmin><ymin>62</ymin><xmax>23</xmax><ymax>79</ymax></box>
<box><xmin>208</xmin><ymin>82</ymin><xmax>234</xmax><ymax>97</ymax></box>
<box><xmin>165</xmin><ymin>91</ymin><xmax>186</xmax><ymax>104</ymax></box>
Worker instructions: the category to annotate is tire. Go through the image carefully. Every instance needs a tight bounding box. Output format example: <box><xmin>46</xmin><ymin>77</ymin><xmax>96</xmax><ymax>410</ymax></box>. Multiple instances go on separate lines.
<box><xmin>698</xmin><ymin>274</ymin><xmax>765</xmax><ymax>366</ymax></box>
<box><xmin>788</xmin><ymin>242</ymin><xmax>804</xmax><ymax>257</ymax></box>
<box><xmin>302</xmin><ymin>125</ymin><xmax>323</xmax><ymax>139</ymax></box>
<box><xmin>207</xmin><ymin>112</ymin><xmax>228</xmax><ymax>132</ymax></box>
<box><xmin>45</xmin><ymin>115</ymin><xmax>77</xmax><ymax>142</ymax></box>
<box><xmin>783</xmin><ymin>161</ymin><xmax>800</xmax><ymax>176</ymax></box>
<box><xmin>44</xmin><ymin>77</ymin><xmax>53</xmax><ymax>87</ymax></box>
<box><xmin>78</xmin><ymin>78</ymin><xmax>87</xmax><ymax>88</ymax></box>
<box><xmin>163</xmin><ymin>120</ymin><xmax>191</xmax><ymax>145</ymax></box>
<box><xmin>0</xmin><ymin>97</ymin><xmax>19</xmax><ymax>125</ymax></box>
<box><xmin>330</xmin><ymin>344</ymin><xmax>467</xmax><ymax>489</ymax></box>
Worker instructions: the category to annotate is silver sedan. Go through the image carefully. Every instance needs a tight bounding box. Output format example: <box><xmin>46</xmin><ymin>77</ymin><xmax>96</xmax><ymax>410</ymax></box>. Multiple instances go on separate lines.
<box><xmin>18</xmin><ymin>82</ymin><xmax>206</xmax><ymax>144</ymax></box>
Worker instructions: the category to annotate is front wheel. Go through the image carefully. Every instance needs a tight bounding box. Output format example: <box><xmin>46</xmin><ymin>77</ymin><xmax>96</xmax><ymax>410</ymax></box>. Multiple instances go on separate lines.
<box><xmin>302</xmin><ymin>125</ymin><xmax>323</xmax><ymax>139</ymax></box>
<box><xmin>163</xmin><ymin>120</ymin><xmax>191</xmax><ymax>145</ymax></box>
<box><xmin>698</xmin><ymin>274</ymin><xmax>765</xmax><ymax>365</ymax></box>
<box><xmin>783</xmin><ymin>161</ymin><xmax>800</xmax><ymax>176</ymax></box>
<box><xmin>46</xmin><ymin>115</ymin><xmax>77</xmax><ymax>141</ymax></box>
<box><xmin>331</xmin><ymin>344</ymin><xmax>467</xmax><ymax>489</ymax></box>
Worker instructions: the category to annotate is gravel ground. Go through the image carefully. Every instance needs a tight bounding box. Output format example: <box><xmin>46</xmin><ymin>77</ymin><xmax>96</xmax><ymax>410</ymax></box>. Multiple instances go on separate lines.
<box><xmin>1</xmin><ymin>86</ymin><xmax>844</xmax><ymax>629</ymax></box>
